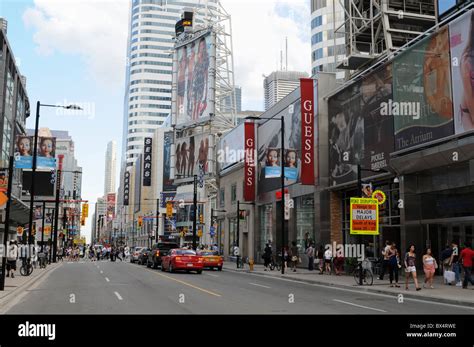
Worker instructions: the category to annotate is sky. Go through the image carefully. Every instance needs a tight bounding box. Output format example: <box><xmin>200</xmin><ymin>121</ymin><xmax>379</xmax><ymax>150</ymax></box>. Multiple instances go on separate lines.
<box><xmin>0</xmin><ymin>0</ymin><xmax>311</xmax><ymax>243</ymax></box>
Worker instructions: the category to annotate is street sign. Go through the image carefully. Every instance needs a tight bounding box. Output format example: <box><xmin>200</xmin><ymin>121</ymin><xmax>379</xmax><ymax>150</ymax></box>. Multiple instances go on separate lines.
<box><xmin>371</xmin><ymin>190</ymin><xmax>387</xmax><ymax>205</ymax></box>
<box><xmin>350</xmin><ymin>198</ymin><xmax>379</xmax><ymax>235</ymax></box>
<box><xmin>198</xmin><ymin>163</ymin><xmax>204</xmax><ymax>188</ymax></box>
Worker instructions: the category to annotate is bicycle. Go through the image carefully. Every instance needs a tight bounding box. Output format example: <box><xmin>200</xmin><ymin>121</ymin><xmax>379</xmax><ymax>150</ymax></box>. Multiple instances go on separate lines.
<box><xmin>20</xmin><ymin>258</ymin><xmax>34</xmax><ymax>276</ymax></box>
<box><xmin>352</xmin><ymin>259</ymin><xmax>373</xmax><ymax>286</ymax></box>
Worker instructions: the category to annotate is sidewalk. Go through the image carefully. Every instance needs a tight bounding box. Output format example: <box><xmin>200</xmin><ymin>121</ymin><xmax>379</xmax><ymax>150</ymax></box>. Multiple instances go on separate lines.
<box><xmin>0</xmin><ymin>261</ymin><xmax>61</xmax><ymax>306</ymax></box>
<box><xmin>223</xmin><ymin>261</ymin><xmax>474</xmax><ymax>307</ymax></box>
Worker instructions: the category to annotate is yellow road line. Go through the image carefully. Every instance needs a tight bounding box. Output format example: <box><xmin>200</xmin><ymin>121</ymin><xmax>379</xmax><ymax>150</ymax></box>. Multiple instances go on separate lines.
<box><xmin>146</xmin><ymin>269</ymin><xmax>222</xmax><ymax>297</ymax></box>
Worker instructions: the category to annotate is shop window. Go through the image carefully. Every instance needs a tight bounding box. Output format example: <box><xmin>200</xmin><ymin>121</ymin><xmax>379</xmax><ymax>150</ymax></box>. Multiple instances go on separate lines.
<box><xmin>219</xmin><ymin>188</ymin><xmax>225</xmax><ymax>208</ymax></box>
<box><xmin>296</xmin><ymin>195</ymin><xmax>315</xmax><ymax>252</ymax></box>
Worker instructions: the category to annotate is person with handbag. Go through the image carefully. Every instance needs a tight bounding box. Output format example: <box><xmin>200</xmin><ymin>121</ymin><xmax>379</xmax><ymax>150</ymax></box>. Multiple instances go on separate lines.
<box><xmin>290</xmin><ymin>241</ymin><xmax>299</xmax><ymax>272</ymax></box>
<box><xmin>388</xmin><ymin>242</ymin><xmax>400</xmax><ymax>288</ymax></box>
<box><xmin>422</xmin><ymin>248</ymin><xmax>438</xmax><ymax>289</ymax></box>
<box><xmin>306</xmin><ymin>243</ymin><xmax>315</xmax><ymax>271</ymax></box>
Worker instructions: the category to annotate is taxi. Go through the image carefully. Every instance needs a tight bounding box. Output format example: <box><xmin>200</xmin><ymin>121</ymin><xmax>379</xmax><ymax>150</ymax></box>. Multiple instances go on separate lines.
<box><xmin>197</xmin><ymin>250</ymin><xmax>223</xmax><ymax>271</ymax></box>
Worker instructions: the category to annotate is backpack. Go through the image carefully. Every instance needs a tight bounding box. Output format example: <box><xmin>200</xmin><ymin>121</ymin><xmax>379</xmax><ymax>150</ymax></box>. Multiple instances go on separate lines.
<box><xmin>441</xmin><ymin>248</ymin><xmax>452</xmax><ymax>261</ymax></box>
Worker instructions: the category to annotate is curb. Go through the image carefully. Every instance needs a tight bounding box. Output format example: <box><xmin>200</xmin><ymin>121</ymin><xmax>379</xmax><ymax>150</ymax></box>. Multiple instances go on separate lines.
<box><xmin>0</xmin><ymin>262</ymin><xmax>62</xmax><ymax>308</ymax></box>
<box><xmin>223</xmin><ymin>266</ymin><xmax>474</xmax><ymax>307</ymax></box>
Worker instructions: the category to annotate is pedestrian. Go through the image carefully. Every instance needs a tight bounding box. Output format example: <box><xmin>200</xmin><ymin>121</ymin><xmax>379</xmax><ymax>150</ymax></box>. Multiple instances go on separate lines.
<box><xmin>378</xmin><ymin>240</ymin><xmax>391</xmax><ymax>280</ymax></box>
<box><xmin>6</xmin><ymin>241</ymin><xmax>18</xmax><ymax>278</ymax></box>
<box><xmin>124</xmin><ymin>245</ymin><xmax>130</xmax><ymax>260</ymax></box>
<box><xmin>333</xmin><ymin>253</ymin><xmax>344</xmax><ymax>275</ymax></box>
<box><xmin>263</xmin><ymin>243</ymin><xmax>272</xmax><ymax>271</ymax></box>
<box><xmin>422</xmin><ymin>248</ymin><xmax>437</xmax><ymax>289</ymax></box>
<box><xmin>306</xmin><ymin>243</ymin><xmax>315</xmax><ymax>271</ymax></box>
<box><xmin>404</xmin><ymin>245</ymin><xmax>421</xmax><ymax>291</ymax></box>
<box><xmin>449</xmin><ymin>241</ymin><xmax>462</xmax><ymax>287</ymax></box>
<box><xmin>388</xmin><ymin>242</ymin><xmax>400</xmax><ymax>288</ymax></box>
<box><xmin>290</xmin><ymin>241</ymin><xmax>299</xmax><ymax>272</ymax></box>
<box><xmin>459</xmin><ymin>241</ymin><xmax>474</xmax><ymax>289</ymax></box>
<box><xmin>283</xmin><ymin>246</ymin><xmax>289</xmax><ymax>269</ymax></box>
<box><xmin>58</xmin><ymin>247</ymin><xmax>63</xmax><ymax>262</ymax></box>
<box><xmin>316</xmin><ymin>245</ymin><xmax>324</xmax><ymax>274</ymax></box>
<box><xmin>233</xmin><ymin>243</ymin><xmax>240</xmax><ymax>268</ymax></box>
<box><xmin>324</xmin><ymin>246</ymin><xmax>332</xmax><ymax>274</ymax></box>
<box><xmin>116</xmin><ymin>248</ymin><xmax>123</xmax><ymax>262</ymax></box>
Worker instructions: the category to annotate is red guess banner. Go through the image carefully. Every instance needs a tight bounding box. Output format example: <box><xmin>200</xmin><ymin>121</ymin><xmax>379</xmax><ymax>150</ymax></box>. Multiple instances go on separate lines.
<box><xmin>244</xmin><ymin>122</ymin><xmax>256</xmax><ymax>201</ymax></box>
<box><xmin>300</xmin><ymin>78</ymin><xmax>315</xmax><ymax>185</ymax></box>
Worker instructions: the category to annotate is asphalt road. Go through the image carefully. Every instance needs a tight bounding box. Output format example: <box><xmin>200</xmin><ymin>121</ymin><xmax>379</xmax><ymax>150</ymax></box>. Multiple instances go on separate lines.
<box><xmin>4</xmin><ymin>260</ymin><xmax>474</xmax><ymax>314</ymax></box>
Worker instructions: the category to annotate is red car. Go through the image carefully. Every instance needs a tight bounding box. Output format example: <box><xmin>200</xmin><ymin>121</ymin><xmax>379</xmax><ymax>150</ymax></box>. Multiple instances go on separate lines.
<box><xmin>161</xmin><ymin>249</ymin><xmax>204</xmax><ymax>274</ymax></box>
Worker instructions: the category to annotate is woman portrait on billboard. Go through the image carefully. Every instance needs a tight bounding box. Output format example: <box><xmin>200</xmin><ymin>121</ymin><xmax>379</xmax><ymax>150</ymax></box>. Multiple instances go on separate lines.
<box><xmin>175</xmin><ymin>143</ymin><xmax>182</xmax><ymax>175</ymax></box>
<box><xmin>16</xmin><ymin>136</ymin><xmax>32</xmax><ymax>156</ymax></box>
<box><xmin>186</xmin><ymin>42</ymin><xmax>196</xmax><ymax>120</ymax></box>
<box><xmin>39</xmin><ymin>137</ymin><xmax>55</xmax><ymax>158</ymax></box>
<box><xmin>187</xmin><ymin>136</ymin><xmax>195</xmax><ymax>176</ymax></box>
<box><xmin>459</xmin><ymin>11</ymin><xmax>474</xmax><ymax>132</ymax></box>
<box><xmin>177</xmin><ymin>47</ymin><xmax>188</xmax><ymax>118</ymax></box>
<box><xmin>180</xmin><ymin>141</ymin><xmax>188</xmax><ymax>176</ymax></box>
<box><xmin>265</xmin><ymin>148</ymin><xmax>280</xmax><ymax>167</ymax></box>
<box><xmin>285</xmin><ymin>149</ymin><xmax>297</xmax><ymax>168</ymax></box>
<box><xmin>192</xmin><ymin>37</ymin><xmax>209</xmax><ymax>121</ymax></box>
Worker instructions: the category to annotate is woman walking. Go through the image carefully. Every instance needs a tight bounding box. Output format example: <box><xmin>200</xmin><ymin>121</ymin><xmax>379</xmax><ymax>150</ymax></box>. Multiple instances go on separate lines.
<box><xmin>423</xmin><ymin>248</ymin><xmax>437</xmax><ymax>289</ymax></box>
<box><xmin>290</xmin><ymin>241</ymin><xmax>299</xmax><ymax>272</ymax></box>
<box><xmin>404</xmin><ymin>245</ymin><xmax>421</xmax><ymax>291</ymax></box>
<box><xmin>388</xmin><ymin>243</ymin><xmax>400</xmax><ymax>287</ymax></box>
<box><xmin>316</xmin><ymin>245</ymin><xmax>324</xmax><ymax>274</ymax></box>
<box><xmin>263</xmin><ymin>243</ymin><xmax>272</xmax><ymax>271</ymax></box>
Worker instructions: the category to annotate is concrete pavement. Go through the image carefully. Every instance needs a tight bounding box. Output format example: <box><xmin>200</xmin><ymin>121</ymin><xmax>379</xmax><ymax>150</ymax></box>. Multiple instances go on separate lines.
<box><xmin>222</xmin><ymin>261</ymin><xmax>474</xmax><ymax>307</ymax></box>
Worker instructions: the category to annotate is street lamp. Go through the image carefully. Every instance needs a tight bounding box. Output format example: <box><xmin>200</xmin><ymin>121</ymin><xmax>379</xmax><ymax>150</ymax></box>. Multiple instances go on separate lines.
<box><xmin>246</xmin><ymin>116</ymin><xmax>286</xmax><ymax>274</ymax></box>
<box><xmin>29</xmin><ymin>102</ymin><xmax>82</xmax><ymax>260</ymax></box>
<box><xmin>210</xmin><ymin>208</ymin><xmax>226</xmax><ymax>254</ymax></box>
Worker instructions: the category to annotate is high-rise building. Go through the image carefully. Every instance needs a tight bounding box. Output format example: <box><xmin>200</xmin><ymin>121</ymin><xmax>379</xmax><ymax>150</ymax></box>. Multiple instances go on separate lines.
<box><xmin>263</xmin><ymin>71</ymin><xmax>308</xmax><ymax>111</ymax></box>
<box><xmin>104</xmin><ymin>140</ymin><xmax>117</xmax><ymax>196</ymax></box>
<box><xmin>222</xmin><ymin>86</ymin><xmax>241</xmax><ymax>113</ymax></box>
<box><xmin>310</xmin><ymin>0</ymin><xmax>345</xmax><ymax>80</ymax></box>
<box><xmin>121</xmin><ymin>0</ymin><xmax>219</xmax><ymax>167</ymax></box>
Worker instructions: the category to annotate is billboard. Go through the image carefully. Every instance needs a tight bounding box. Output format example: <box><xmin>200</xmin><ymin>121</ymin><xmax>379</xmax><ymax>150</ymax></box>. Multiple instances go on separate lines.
<box><xmin>37</xmin><ymin>137</ymin><xmax>57</xmax><ymax>168</ymax></box>
<box><xmin>143</xmin><ymin>137</ymin><xmax>152</xmax><ymax>186</ymax></box>
<box><xmin>450</xmin><ymin>10</ymin><xmax>474</xmax><ymax>134</ymax></box>
<box><xmin>393</xmin><ymin>26</ymin><xmax>454</xmax><ymax>151</ymax></box>
<box><xmin>107</xmin><ymin>193</ymin><xmax>116</xmax><ymax>222</ymax></box>
<box><xmin>162</xmin><ymin>132</ymin><xmax>176</xmax><ymax>192</ymax></box>
<box><xmin>328</xmin><ymin>65</ymin><xmax>393</xmax><ymax>186</ymax></box>
<box><xmin>123</xmin><ymin>171</ymin><xmax>130</xmax><ymax>206</ymax></box>
<box><xmin>350</xmin><ymin>198</ymin><xmax>379</xmax><ymax>235</ymax></box>
<box><xmin>22</xmin><ymin>171</ymin><xmax>55</xmax><ymax>196</ymax></box>
<box><xmin>300</xmin><ymin>78</ymin><xmax>316</xmax><ymax>185</ymax></box>
<box><xmin>14</xmin><ymin>135</ymin><xmax>33</xmax><ymax>169</ymax></box>
<box><xmin>175</xmin><ymin>32</ymin><xmax>215</xmax><ymax>125</ymax></box>
<box><xmin>257</xmin><ymin>96</ymin><xmax>305</xmax><ymax>193</ymax></box>
<box><xmin>244</xmin><ymin>122</ymin><xmax>256</xmax><ymax>201</ymax></box>
<box><xmin>174</xmin><ymin>133</ymin><xmax>209</xmax><ymax>178</ymax></box>
<box><xmin>217</xmin><ymin>123</ymin><xmax>245</xmax><ymax>172</ymax></box>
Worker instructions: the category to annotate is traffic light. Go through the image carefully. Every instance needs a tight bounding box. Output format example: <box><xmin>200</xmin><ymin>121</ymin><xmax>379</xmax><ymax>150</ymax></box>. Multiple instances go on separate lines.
<box><xmin>199</xmin><ymin>214</ymin><xmax>203</xmax><ymax>224</ymax></box>
<box><xmin>166</xmin><ymin>202</ymin><xmax>173</xmax><ymax>218</ymax></box>
<box><xmin>197</xmin><ymin>229</ymin><xmax>203</xmax><ymax>238</ymax></box>
<box><xmin>138</xmin><ymin>216</ymin><xmax>143</xmax><ymax>227</ymax></box>
<box><xmin>82</xmin><ymin>203</ymin><xmax>89</xmax><ymax>218</ymax></box>
<box><xmin>81</xmin><ymin>217</ymin><xmax>85</xmax><ymax>226</ymax></box>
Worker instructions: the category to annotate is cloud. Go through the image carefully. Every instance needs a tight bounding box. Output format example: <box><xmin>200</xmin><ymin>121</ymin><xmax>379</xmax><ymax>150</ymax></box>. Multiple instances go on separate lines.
<box><xmin>23</xmin><ymin>0</ymin><xmax>129</xmax><ymax>87</ymax></box>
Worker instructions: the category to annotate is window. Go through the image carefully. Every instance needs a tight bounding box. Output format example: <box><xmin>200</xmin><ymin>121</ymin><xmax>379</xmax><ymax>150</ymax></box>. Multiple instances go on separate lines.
<box><xmin>311</xmin><ymin>32</ymin><xmax>323</xmax><ymax>45</ymax></box>
<box><xmin>231</xmin><ymin>184</ymin><xmax>237</xmax><ymax>204</ymax></box>
<box><xmin>219</xmin><ymin>188</ymin><xmax>225</xmax><ymax>208</ymax></box>
<box><xmin>1</xmin><ymin>119</ymin><xmax>12</xmax><ymax>166</ymax></box>
<box><xmin>311</xmin><ymin>15</ymin><xmax>323</xmax><ymax>29</ymax></box>
<box><xmin>311</xmin><ymin>0</ymin><xmax>327</xmax><ymax>12</ymax></box>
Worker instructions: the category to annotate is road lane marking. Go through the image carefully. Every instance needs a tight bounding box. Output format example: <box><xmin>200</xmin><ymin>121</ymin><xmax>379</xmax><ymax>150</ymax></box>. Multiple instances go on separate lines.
<box><xmin>205</xmin><ymin>273</ymin><xmax>219</xmax><ymax>278</ymax></box>
<box><xmin>114</xmin><ymin>292</ymin><xmax>123</xmax><ymax>301</ymax></box>
<box><xmin>249</xmin><ymin>283</ymin><xmax>271</xmax><ymax>289</ymax></box>
<box><xmin>147</xmin><ymin>270</ymin><xmax>221</xmax><ymax>297</ymax></box>
<box><xmin>105</xmin><ymin>277</ymin><xmax>110</xmax><ymax>282</ymax></box>
<box><xmin>333</xmin><ymin>299</ymin><xmax>386</xmax><ymax>313</ymax></box>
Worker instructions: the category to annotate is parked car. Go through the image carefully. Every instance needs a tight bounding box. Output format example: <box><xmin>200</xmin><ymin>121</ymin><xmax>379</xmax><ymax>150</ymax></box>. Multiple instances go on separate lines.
<box><xmin>138</xmin><ymin>248</ymin><xmax>151</xmax><ymax>265</ymax></box>
<box><xmin>147</xmin><ymin>242</ymin><xmax>180</xmax><ymax>269</ymax></box>
<box><xmin>197</xmin><ymin>250</ymin><xmax>223</xmax><ymax>271</ymax></box>
<box><xmin>161</xmin><ymin>249</ymin><xmax>204</xmax><ymax>274</ymax></box>
<box><xmin>130</xmin><ymin>247</ymin><xmax>144</xmax><ymax>263</ymax></box>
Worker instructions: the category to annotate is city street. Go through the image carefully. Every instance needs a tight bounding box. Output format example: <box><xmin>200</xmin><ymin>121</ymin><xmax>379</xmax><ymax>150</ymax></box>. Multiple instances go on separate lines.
<box><xmin>4</xmin><ymin>261</ymin><xmax>473</xmax><ymax>315</ymax></box>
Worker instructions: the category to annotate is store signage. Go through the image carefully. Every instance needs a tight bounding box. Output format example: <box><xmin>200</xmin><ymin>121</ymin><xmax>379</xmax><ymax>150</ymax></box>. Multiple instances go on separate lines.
<box><xmin>244</xmin><ymin>122</ymin><xmax>256</xmax><ymax>201</ymax></box>
<box><xmin>143</xmin><ymin>137</ymin><xmax>152</xmax><ymax>186</ymax></box>
<box><xmin>350</xmin><ymin>198</ymin><xmax>379</xmax><ymax>235</ymax></box>
<box><xmin>371</xmin><ymin>190</ymin><xmax>387</xmax><ymax>205</ymax></box>
<box><xmin>124</xmin><ymin>171</ymin><xmax>130</xmax><ymax>206</ymax></box>
<box><xmin>300</xmin><ymin>78</ymin><xmax>315</xmax><ymax>185</ymax></box>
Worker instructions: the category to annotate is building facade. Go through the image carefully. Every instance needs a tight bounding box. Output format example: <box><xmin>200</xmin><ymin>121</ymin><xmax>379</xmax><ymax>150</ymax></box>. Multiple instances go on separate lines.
<box><xmin>104</xmin><ymin>140</ymin><xmax>117</xmax><ymax>196</ymax></box>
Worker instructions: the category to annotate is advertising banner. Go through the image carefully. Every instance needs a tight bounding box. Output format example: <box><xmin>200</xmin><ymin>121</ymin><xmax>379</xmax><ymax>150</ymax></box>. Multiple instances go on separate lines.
<box><xmin>143</xmin><ymin>137</ymin><xmax>152</xmax><ymax>187</ymax></box>
<box><xmin>174</xmin><ymin>133</ymin><xmax>209</xmax><ymax>178</ymax></box>
<box><xmin>14</xmin><ymin>135</ymin><xmax>33</xmax><ymax>169</ymax></box>
<box><xmin>449</xmin><ymin>10</ymin><xmax>474</xmax><ymax>134</ymax></box>
<box><xmin>350</xmin><ymin>198</ymin><xmax>379</xmax><ymax>235</ymax></box>
<box><xmin>37</xmin><ymin>137</ymin><xmax>57</xmax><ymax>169</ymax></box>
<box><xmin>163</xmin><ymin>132</ymin><xmax>176</xmax><ymax>191</ymax></box>
<box><xmin>175</xmin><ymin>33</ymin><xmax>215</xmax><ymax>125</ymax></box>
<box><xmin>393</xmin><ymin>26</ymin><xmax>454</xmax><ymax>151</ymax></box>
<box><xmin>300</xmin><ymin>78</ymin><xmax>315</xmax><ymax>185</ymax></box>
<box><xmin>123</xmin><ymin>171</ymin><xmax>130</xmax><ymax>206</ymax></box>
<box><xmin>134</xmin><ymin>155</ymin><xmax>141</xmax><ymax>213</ymax></box>
<box><xmin>107</xmin><ymin>193</ymin><xmax>116</xmax><ymax>222</ymax></box>
<box><xmin>329</xmin><ymin>64</ymin><xmax>394</xmax><ymax>186</ymax></box>
<box><xmin>244</xmin><ymin>122</ymin><xmax>256</xmax><ymax>201</ymax></box>
<box><xmin>217</xmin><ymin>123</ymin><xmax>244</xmax><ymax>172</ymax></box>
<box><xmin>257</xmin><ymin>96</ymin><xmax>305</xmax><ymax>193</ymax></box>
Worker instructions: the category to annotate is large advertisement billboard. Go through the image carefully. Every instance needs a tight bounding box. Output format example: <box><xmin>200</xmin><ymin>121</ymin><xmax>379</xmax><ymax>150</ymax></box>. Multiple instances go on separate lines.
<box><xmin>393</xmin><ymin>26</ymin><xmax>454</xmax><ymax>151</ymax></box>
<box><xmin>328</xmin><ymin>64</ymin><xmax>393</xmax><ymax>186</ymax></box>
<box><xmin>107</xmin><ymin>193</ymin><xmax>116</xmax><ymax>222</ymax></box>
<box><xmin>257</xmin><ymin>96</ymin><xmax>306</xmax><ymax>194</ymax></box>
<box><xmin>163</xmin><ymin>132</ymin><xmax>176</xmax><ymax>192</ymax></box>
<box><xmin>14</xmin><ymin>136</ymin><xmax>56</xmax><ymax>169</ymax></box>
<box><xmin>174</xmin><ymin>133</ymin><xmax>209</xmax><ymax>178</ymax></box>
<box><xmin>175</xmin><ymin>32</ymin><xmax>215</xmax><ymax>126</ymax></box>
<box><xmin>450</xmin><ymin>10</ymin><xmax>474</xmax><ymax>134</ymax></box>
<box><xmin>217</xmin><ymin>123</ymin><xmax>244</xmax><ymax>172</ymax></box>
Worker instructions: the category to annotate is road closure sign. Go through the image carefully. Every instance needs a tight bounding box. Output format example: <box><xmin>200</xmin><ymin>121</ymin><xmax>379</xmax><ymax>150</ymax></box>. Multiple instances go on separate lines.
<box><xmin>350</xmin><ymin>198</ymin><xmax>379</xmax><ymax>235</ymax></box>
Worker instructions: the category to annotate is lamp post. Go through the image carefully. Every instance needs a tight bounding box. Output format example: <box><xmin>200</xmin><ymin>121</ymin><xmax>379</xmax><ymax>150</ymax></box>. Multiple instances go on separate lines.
<box><xmin>28</xmin><ymin>102</ymin><xmax>82</xmax><ymax>253</ymax></box>
<box><xmin>246</xmin><ymin>115</ymin><xmax>285</xmax><ymax>274</ymax></box>
<box><xmin>210</xmin><ymin>208</ymin><xmax>226</xmax><ymax>254</ymax></box>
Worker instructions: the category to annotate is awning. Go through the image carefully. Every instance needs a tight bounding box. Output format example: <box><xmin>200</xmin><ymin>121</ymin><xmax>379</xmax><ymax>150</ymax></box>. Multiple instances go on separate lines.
<box><xmin>0</xmin><ymin>194</ymin><xmax>30</xmax><ymax>234</ymax></box>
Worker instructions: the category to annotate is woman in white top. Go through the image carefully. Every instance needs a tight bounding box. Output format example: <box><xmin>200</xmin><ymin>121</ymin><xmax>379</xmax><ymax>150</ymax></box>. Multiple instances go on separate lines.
<box><xmin>324</xmin><ymin>248</ymin><xmax>332</xmax><ymax>274</ymax></box>
<box><xmin>423</xmin><ymin>248</ymin><xmax>437</xmax><ymax>289</ymax></box>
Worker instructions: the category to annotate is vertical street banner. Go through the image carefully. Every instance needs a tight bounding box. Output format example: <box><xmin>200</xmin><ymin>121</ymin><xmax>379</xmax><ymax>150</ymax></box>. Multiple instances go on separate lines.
<box><xmin>14</xmin><ymin>135</ymin><xmax>33</xmax><ymax>169</ymax></box>
<box><xmin>244</xmin><ymin>122</ymin><xmax>256</xmax><ymax>201</ymax></box>
<box><xmin>123</xmin><ymin>171</ymin><xmax>130</xmax><ymax>206</ymax></box>
<box><xmin>143</xmin><ymin>137</ymin><xmax>152</xmax><ymax>186</ymax></box>
<box><xmin>107</xmin><ymin>193</ymin><xmax>116</xmax><ymax>222</ymax></box>
<box><xmin>300</xmin><ymin>78</ymin><xmax>315</xmax><ymax>185</ymax></box>
<box><xmin>37</xmin><ymin>137</ymin><xmax>57</xmax><ymax>169</ymax></box>
<box><xmin>350</xmin><ymin>198</ymin><xmax>379</xmax><ymax>235</ymax></box>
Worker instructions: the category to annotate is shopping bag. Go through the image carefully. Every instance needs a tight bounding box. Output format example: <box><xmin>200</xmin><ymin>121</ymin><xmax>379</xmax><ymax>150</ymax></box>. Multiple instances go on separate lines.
<box><xmin>444</xmin><ymin>270</ymin><xmax>455</xmax><ymax>283</ymax></box>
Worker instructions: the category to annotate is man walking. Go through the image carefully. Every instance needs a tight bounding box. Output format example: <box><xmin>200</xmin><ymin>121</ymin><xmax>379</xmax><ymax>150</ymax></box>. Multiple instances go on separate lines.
<box><xmin>233</xmin><ymin>243</ymin><xmax>240</xmax><ymax>269</ymax></box>
<box><xmin>306</xmin><ymin>243</ymin><xmax>315</xmax><ymax>271</ymax></box>
<box><xmin>460</xmin><ymin>241</ymin><xmax>474</xmax><ymax>289</ymax></box>
<box><xmin>378</xmin><ymin>240</ymin><xmax>391</xmax><ymax>280</ymax></box>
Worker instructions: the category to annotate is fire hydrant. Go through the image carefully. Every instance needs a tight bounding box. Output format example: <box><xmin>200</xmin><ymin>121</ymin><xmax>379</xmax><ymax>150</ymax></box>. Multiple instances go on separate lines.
<box><xmin>249</xmin><ymin>259</ymin><xmax>254</xmax><ymax>271</ymax></box>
